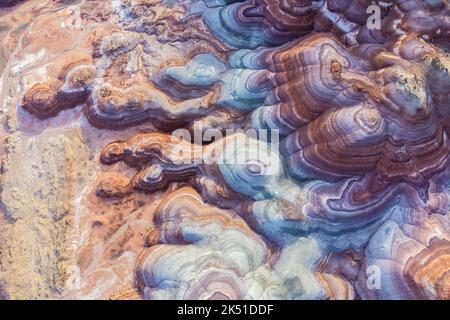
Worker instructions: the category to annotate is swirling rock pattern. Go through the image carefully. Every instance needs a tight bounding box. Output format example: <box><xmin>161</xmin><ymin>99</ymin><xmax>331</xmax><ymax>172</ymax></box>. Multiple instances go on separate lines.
<box><xmin>198</xmin><ymin>0</ymin><xmax>321</xmax><ymax>48</ymax></box>
<box><xmin>137</xmin><ymin>187</ymin><xmax>278</xmax><ymax>299</ymax></box>
<box><xmin>0</xmin><ymin>0</ymin><xmax>449</xmax><ymax>300</ymax></box>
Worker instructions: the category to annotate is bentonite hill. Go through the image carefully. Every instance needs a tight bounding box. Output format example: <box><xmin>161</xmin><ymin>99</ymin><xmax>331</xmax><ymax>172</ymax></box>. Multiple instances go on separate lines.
<box><xmin>0</xmin><ymin>0</ymin><xmax>449</xmax><ymax>300</ymax></box>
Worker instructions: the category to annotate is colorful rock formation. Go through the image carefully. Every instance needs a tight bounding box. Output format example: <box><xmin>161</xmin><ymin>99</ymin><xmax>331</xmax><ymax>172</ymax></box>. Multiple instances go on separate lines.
<box><xmin>0</xmin><ymin>0</ymin><xmax>449</xmax><ymax>300</ymax></box>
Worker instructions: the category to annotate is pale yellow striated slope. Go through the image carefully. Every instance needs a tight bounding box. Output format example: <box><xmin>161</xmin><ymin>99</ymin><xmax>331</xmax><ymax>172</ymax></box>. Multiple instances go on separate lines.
<box><xmin>0</xmin><ymin>129</ymin><xmax>88</xmax><ymax>299</ymax></box>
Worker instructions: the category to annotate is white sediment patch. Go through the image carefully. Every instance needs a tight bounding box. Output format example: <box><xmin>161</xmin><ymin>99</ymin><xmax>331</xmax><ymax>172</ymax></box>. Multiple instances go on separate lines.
<box><xmin>11</xmin><ymin>48</ymin><xmax>46</xmax><ymax>76</ymax></box>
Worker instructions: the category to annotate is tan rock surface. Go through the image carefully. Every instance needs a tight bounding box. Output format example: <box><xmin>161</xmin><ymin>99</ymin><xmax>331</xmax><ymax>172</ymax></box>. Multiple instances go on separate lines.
<box><xmin>0</xmin><ymin>129</ymin><xmax>89</xmax><ymax>299</ymax></box>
